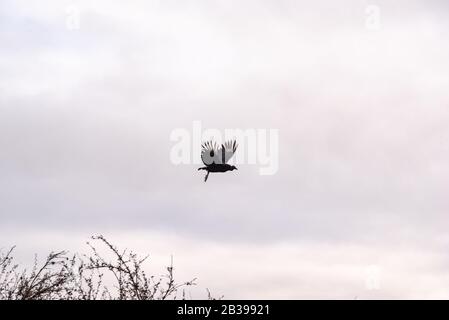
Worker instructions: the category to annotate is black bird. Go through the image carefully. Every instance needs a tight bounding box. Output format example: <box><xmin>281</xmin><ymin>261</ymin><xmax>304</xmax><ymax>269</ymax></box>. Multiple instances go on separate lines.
<box><xmin>198</xmin><ymin>140</ymin><xmax>238</xmax><ymax>182</ymax></box>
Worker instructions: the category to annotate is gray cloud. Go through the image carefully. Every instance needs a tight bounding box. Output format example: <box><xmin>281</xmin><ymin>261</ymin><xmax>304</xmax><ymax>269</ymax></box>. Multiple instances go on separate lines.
<box><xmin>1</xmin><ymin>0</ymin><xmax>449</xmax><ymax>298</ymax></box>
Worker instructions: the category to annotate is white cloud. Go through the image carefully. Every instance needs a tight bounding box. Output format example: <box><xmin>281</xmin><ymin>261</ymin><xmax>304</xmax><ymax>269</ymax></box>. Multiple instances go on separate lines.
<box><xmin>1</xmin><ymin>0</ymin><xmax>449</xmax><ymax>298</ymax></box>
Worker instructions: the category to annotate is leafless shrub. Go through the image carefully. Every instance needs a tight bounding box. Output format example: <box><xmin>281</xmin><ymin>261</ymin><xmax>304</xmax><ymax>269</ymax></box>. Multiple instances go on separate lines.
<box><xmin>0</xmin><ymin>235</ymin><xmax>204</xmax><ymax>300</ymax></box>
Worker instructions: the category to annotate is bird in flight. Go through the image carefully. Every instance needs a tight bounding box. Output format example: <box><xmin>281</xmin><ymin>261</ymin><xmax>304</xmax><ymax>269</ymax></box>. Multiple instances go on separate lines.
<box><xmin>198</xmin><ymin>140</ymin><xmax>238</xmax><ymax>182</ymax></box>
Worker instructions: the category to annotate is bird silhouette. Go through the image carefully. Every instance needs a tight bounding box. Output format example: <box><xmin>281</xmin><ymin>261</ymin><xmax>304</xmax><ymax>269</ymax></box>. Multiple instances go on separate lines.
<box><xmin>198</xmin><ymin>140</ymin><xmax>238</xmax><ymax>182</ymax></box>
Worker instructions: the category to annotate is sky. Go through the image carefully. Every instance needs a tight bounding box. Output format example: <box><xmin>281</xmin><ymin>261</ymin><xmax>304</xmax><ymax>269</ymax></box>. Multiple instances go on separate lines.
<box><xmin>1</xmin><ymin>0</ymin><xmax>449</xmax><ymax>299</ymax></box>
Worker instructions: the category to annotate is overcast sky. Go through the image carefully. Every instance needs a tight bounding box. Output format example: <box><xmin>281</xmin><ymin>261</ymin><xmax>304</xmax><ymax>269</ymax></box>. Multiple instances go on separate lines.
<box><xmin>1</xmin><ymin>0</ymin><xmax>449</xmax><ymax>298</ymax></box>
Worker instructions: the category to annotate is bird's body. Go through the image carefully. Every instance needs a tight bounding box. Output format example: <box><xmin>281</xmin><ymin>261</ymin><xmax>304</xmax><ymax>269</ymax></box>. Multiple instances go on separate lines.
<box><xmin>198</xmin><ymin>163</ymin><xmax>235</xmax><ymax>173</ymax></box>
<box><xmin>198</xmin><ymin>140</ymin><xmax>238</xmax><ymax>182</ymax></box>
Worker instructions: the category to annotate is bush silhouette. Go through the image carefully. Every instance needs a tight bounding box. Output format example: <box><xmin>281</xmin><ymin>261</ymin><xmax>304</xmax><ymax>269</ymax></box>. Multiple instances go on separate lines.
<box><xmin>0</xmin><ymin>235</ymin><xmax>215</xmax><ymax>300</ymax></box>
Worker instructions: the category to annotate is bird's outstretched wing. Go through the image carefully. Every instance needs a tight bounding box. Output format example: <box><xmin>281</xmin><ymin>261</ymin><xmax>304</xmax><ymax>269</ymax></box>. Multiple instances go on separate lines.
<box><xmin>201</xmin><ymin>141</ymin><xmax>221</xmax><ymax>165</ymax></box>
<box><xmin>201</xmin><ymin>140</ymin><xmax>238</xmax><ymax>165</ymax></box>
<box><xmin>219</xmin><ymin>140</ymin><xmax>238</xmax><ymax>164</ymax></box>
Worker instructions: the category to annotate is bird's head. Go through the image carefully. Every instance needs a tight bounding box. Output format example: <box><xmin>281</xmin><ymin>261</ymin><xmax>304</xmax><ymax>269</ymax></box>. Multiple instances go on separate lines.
<box><xmin>231</xmin><ymin>165</ymin><xmax>238</xmax><ymax>171</ymax></box>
